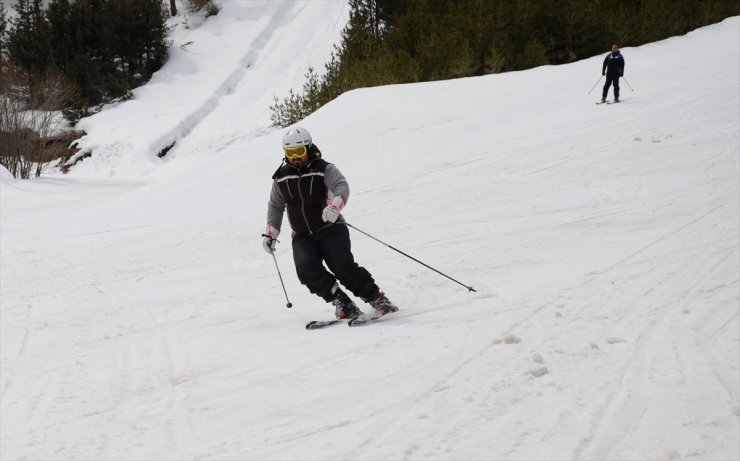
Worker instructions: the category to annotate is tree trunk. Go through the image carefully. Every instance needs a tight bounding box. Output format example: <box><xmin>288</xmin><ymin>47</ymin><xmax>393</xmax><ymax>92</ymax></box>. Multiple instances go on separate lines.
<box><xmin>170</xmin><ymin>0</ymin><xmax>177</xmax><ymax>16</ymax></box>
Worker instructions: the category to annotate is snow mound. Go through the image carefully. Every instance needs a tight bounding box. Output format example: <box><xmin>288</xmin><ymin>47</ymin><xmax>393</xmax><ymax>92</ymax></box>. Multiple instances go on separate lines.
<box><xmin>0</xmin><ymin>165</ymin><xmax>14</xmax><ymax>184</ymax></box>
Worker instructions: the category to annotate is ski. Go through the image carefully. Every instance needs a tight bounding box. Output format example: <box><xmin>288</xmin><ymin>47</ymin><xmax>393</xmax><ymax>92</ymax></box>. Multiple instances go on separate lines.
<box><xmin>306</xmin><ymin>311</ymin><xmax>397</xmax><ymax>329</ymax></box>
<box><xmin>348</xmin><ymin>310</ymin><xmax>398</xmax><ymax>326</ymax></box>
<box><xmin>347</xmin><ymin>314</ymin><xmax>384</xmax><ymax>326</ymax></box>
<box><xmin>305</xmin><ymin>319</ymin><xmax>343</xmax><ymax>330</ymax></box>
<box><xmin>607</xmin><ymin>99</ymin><xmax>621</xmax><ymax>104</ymax></box>
<box><xmin>595</xmin><ymin>101</ymin><xmax>607</xmax><ymax>105</ymax></box>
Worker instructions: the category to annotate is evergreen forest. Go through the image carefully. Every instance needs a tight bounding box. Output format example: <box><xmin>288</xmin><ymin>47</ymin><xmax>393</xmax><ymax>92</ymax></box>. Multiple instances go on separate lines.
<box><xmin>1</xmin><ymin>0</ymin><xmax>169</xmax><ymax>122</ymax></box>
<box><xmin>0</xmin><ymin>0</ymin><xmax>169</xmax><ymax>178</ymax></box>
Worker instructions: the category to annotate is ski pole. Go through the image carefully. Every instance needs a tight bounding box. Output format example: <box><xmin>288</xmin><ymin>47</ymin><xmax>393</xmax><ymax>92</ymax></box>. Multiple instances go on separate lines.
<box><xmin>588</xmin><ymin>75</ymin><xmax>603</xmax><ymax>94</ymax></box>
<box><xmin>263</xmin><ymin>234</ymin><xmax>293</xmax><ymax>308</ymax></box>
<box><xmin>622</xmin><ymin>77</ymin><xmax>634</xmax><ymax>92</ymax></box>
<box><xmin>345</xmin><ymin>222</ymin><xmax>476</xmax><ymax>292</ymax></box>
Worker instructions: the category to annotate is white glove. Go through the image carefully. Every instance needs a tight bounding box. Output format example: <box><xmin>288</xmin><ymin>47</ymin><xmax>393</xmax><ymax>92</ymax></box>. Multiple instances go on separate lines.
<box><xmin>322</xmin><ymin>196</ymin><xmax>344</xmax><ymax>223</ymax></box>
<box><xmin>262</xmin><ymin>225</ymin><xmax>280</xmax><ymax>254</ymax></box>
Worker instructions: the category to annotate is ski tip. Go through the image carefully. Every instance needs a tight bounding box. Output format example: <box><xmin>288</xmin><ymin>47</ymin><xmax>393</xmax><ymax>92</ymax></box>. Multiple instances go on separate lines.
<box><xmin>306</xmin><ymin>319</ymin><xmax>342</xmax><ymax>330</ymax></box>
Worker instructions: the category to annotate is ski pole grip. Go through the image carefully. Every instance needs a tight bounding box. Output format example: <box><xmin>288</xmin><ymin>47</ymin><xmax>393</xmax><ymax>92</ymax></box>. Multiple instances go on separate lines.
<box><xmin>261</xmin><ymin>233</ymin><xmax>279</xmax><ymax>242</ymax></box>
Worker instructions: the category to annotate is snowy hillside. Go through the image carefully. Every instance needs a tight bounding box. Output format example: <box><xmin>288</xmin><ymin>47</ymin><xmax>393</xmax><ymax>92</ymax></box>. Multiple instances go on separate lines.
<box><xmin>66</xmin><ymin>0</ymin><xmax>350</xmax><ymax>177</ymax></box>
<box><xmin>1</xmin><ymin>8</ymin><xmax>739</xmax><ymax>461</ymax></box>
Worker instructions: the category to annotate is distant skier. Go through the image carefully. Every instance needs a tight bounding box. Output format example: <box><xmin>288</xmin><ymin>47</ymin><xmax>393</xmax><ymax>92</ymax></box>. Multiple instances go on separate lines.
<box><xmin>601</xmin><ymin>44</ymin><xmax>625</xmax><ymax>103</ymax></box>
<box><xmin>262</xmin><ymin>127</ymin><xmax>399</xmax><ymax>320</ymax></box>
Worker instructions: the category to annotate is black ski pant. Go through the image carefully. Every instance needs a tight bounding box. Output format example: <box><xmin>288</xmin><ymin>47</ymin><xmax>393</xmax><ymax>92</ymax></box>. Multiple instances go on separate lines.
<box><xmin>292</xmin><ymin>223</ymin><xmax>379</xmax><ymax>303</ymax></box>
<box><xmin>602</xmin><ymin>74</ymin><xmax>620</xmax><ymax>99</ymax></box>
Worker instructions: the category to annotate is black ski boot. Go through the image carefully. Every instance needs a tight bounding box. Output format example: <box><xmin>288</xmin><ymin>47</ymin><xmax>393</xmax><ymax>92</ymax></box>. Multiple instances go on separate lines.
<box><xmin>368</xmin><ymin>292</ymin><xmax>399</xmax><ymax>316</ymax></box>
<box><xmin>332</xmin><ymin>289</ymin><xmax>363</xmax><ymax>320</ymax></box>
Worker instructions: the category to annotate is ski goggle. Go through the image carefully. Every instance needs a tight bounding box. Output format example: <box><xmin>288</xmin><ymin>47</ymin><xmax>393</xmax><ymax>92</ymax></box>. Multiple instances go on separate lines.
<box><xmin>284</xmin><ymin>145</ymin><xmax>308</xmax><ymax>159</ymax></box>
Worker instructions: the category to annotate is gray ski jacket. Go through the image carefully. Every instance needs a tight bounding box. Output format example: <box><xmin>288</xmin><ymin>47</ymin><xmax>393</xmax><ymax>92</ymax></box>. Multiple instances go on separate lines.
<box><xmin>267</xmin><ymin>158</ymin><xmax>349</xmax><ymax>236</ymax></box>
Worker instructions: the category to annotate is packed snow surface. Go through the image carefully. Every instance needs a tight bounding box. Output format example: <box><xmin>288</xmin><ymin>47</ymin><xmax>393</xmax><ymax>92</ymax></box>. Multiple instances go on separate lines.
<box><xmin>1</xmin><ymin>4</ymin><xmax>739</xmax><ymax>460</ymax></box>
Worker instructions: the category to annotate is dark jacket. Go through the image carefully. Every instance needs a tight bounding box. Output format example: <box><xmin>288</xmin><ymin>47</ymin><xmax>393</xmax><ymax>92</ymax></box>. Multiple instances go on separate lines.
<box><xmin>267</xmin><ymin>153</ymin><xmax>349</xmax><ymax>236</ymax></box>
<box><xmin>602</xmin><ymin>51</ymin><xmax>625</xmax><ymax>76</ymax></box>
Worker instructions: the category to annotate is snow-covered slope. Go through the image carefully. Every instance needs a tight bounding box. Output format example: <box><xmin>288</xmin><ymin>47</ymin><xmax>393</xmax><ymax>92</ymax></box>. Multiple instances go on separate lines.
<box><xmin>67</xmin><ymin>0</ymin><xmax>349</xmax><ymax>178</ymax></box>
<box><xmin>1</xmin><ymin>11</ymin><xmax>739</xmax><ymax>461</ymax></box>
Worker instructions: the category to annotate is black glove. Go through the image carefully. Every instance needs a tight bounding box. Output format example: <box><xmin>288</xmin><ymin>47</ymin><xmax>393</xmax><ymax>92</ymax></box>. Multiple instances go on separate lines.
<box><xmin>602</xmin><ymin>71</ymin><xmax>605</xmax><ymax>76</ymax></box>
<box><xmin>620</xmin><ymin>72</ymin><xmax>624</xmax><ymax>77</ymax></box>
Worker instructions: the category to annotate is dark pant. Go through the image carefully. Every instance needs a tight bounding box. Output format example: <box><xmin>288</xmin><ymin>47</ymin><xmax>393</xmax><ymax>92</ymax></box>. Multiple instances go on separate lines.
<box><xmin>292</xmin><ymin>224</ymin><xmax>379</xmax><ymax>302</ymax></box>
<box><xmin>602</xmin><ymin>74</ymin><xmax>620</xmax><ymax>99</ymax></box>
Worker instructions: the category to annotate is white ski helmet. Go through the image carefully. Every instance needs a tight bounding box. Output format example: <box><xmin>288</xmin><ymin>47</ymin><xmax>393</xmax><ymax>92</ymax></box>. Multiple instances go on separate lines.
<box><xmin>282</xmin><ymin>127</ymin><xmax>312</xmax><ymax>149</ymax></box>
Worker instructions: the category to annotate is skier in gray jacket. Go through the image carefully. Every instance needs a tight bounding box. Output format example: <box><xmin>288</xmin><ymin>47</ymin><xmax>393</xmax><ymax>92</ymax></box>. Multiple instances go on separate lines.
<box><xmin>262</xmin><ymin>127</ymin><xmax>398</xmax><ymax>320</ymax></box>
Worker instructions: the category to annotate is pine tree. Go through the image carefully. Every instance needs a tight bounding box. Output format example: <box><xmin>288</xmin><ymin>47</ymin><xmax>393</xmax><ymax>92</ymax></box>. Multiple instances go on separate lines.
<box><xmin>9</xmin><ymin>0</ymin><xmax>52</xmax><ymax>76</ymax></box>
<box><xmin>26</xmin><ymin>0</ymin><xmax>171</xmax><ymax>122</ymax></box>
<box><xmin>45</xmin><ymin>0</ymin><xmax>73</xmax><ymax>71</ymax></box>
<box><xmin>0</xmin><ymin>3</ymin><xmax>8</xmax><ymax>63</ymax></box>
